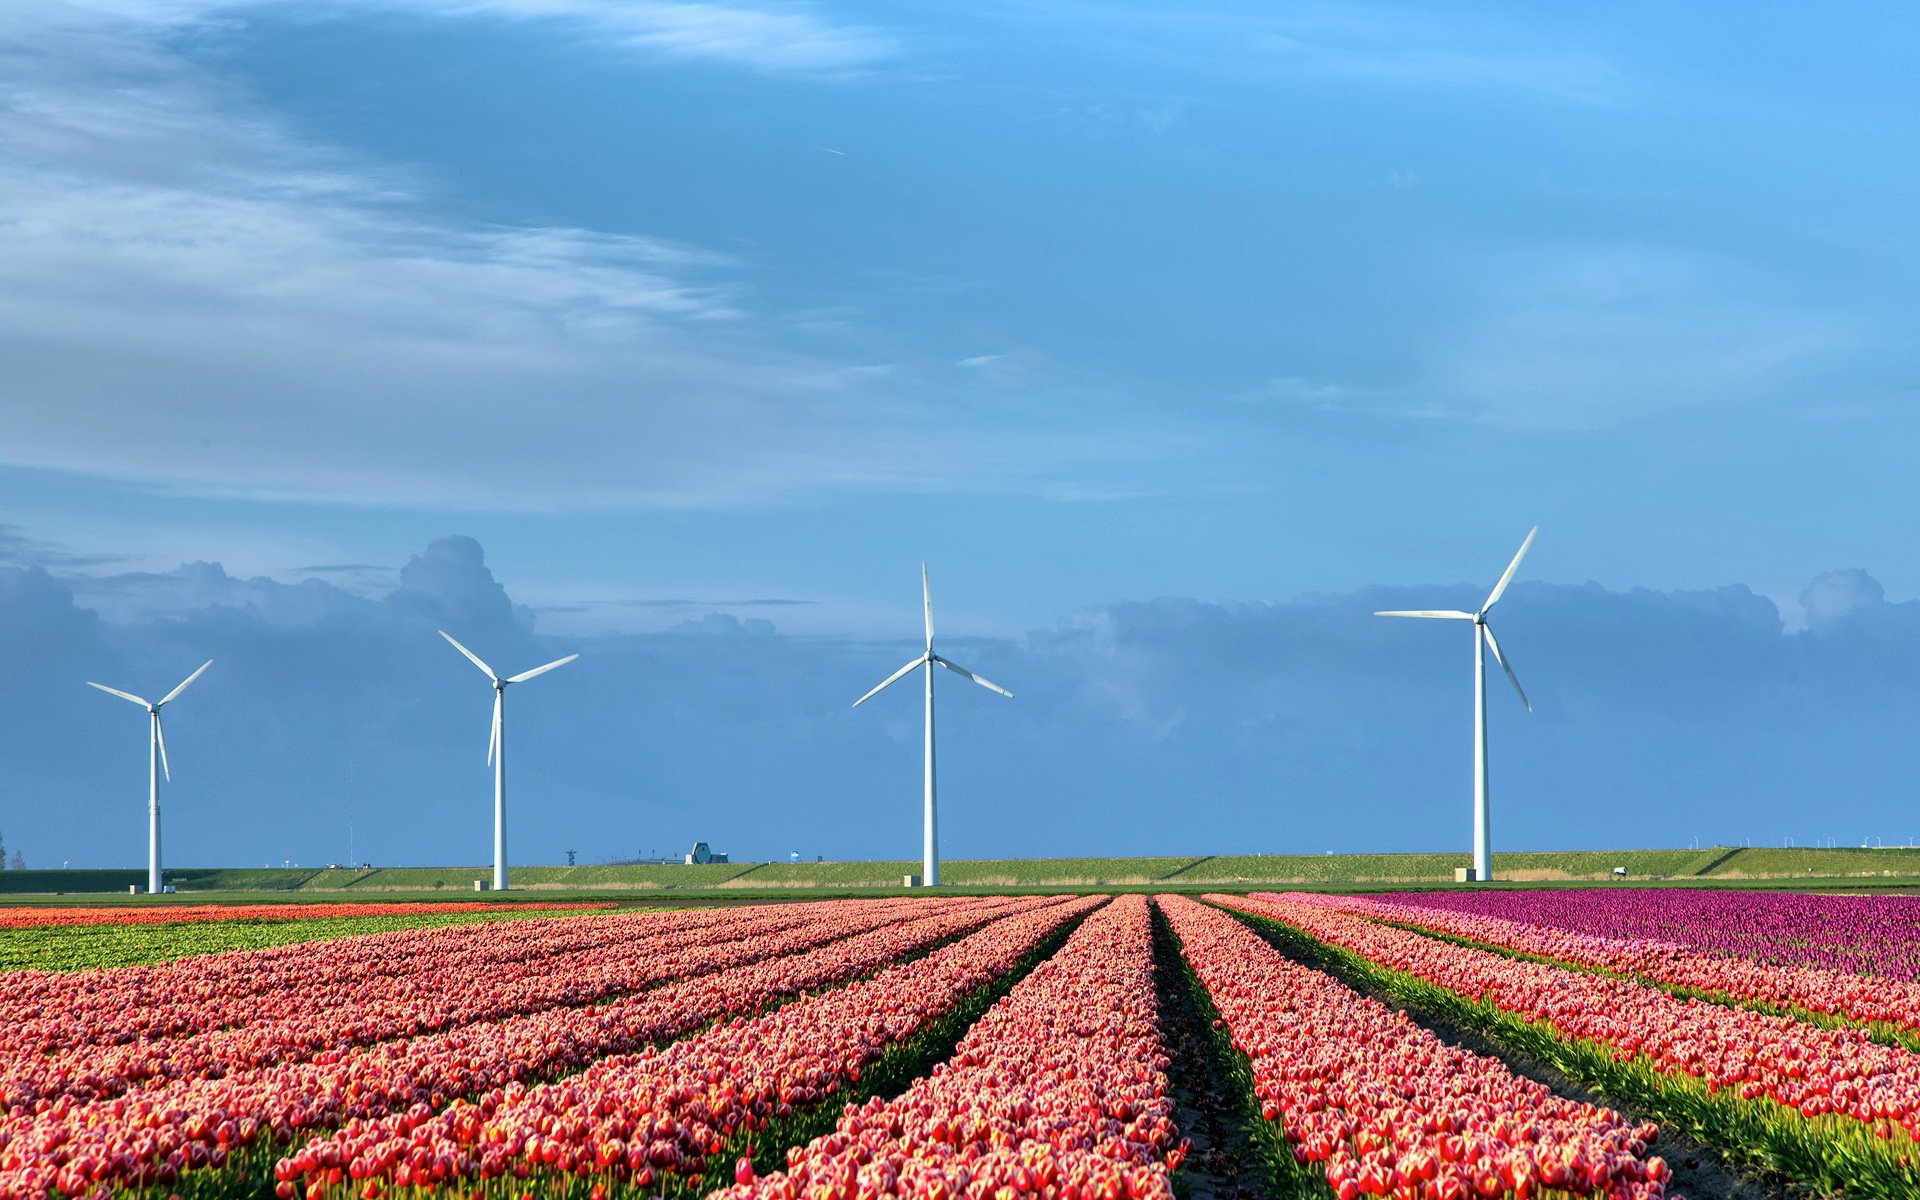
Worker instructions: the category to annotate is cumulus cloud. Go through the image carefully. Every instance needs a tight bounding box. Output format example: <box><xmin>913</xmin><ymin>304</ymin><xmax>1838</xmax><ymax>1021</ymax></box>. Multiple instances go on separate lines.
<box><xmin>1801</xmin><ymin>568</ymin><xmax>1886</xmax><ymax>630</ymax></box>
<box><xmin>6</xmin><ymin>534</ymin><xmax>1920</xmax><ymax>869</ymax></box>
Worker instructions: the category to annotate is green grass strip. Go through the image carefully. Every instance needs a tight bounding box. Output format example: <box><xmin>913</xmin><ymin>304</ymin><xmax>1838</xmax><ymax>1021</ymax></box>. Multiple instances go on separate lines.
<box><xmin>1223</xmin><ymin>903</ymin><xmax>1920</xmax><ymax>1200</ymax></box>
<box><xmin>0</xmin><ymin>909</ymin><xmax>604</xmax><ymax>972</ymax></box>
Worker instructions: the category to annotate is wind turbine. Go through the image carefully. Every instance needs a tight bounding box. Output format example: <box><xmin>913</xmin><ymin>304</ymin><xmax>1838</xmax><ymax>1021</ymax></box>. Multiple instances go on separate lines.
<box><xmin>86</xmin><ymin>660</ymin><xmax>213</xmax><ymax>895</ymax></box>
<box><xmin>439</xmin><ymin>632</ymin><xmax>578</xmax><ymax>892</ymax></box>
<box><xmin>853</xmin><ymin>565</ymin><xmax>1013</xmax><ymax>887</ymax></box>
<box><xmin>1376</xmin><ymin>527</ymin><xmax>1537</xmax><ymax>884</ymax></box>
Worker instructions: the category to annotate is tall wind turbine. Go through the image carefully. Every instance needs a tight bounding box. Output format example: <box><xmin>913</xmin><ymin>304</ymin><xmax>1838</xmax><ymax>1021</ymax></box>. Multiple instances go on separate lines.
<box><xmin>87</xmin><ymin>660</ymin><xmax>213</xmax><ymax>894</ymax></box>
<box><xmin>853</xmin><ymin>565</ymin><xmax>1013</xmax><ymax>887</ymax></box>
<box><xmin>439</xmin><ymin>632</ymin><xmax>578</xmax><ymax>892</ymax></box>
<box><xmin>1377</xmin><ymin>527</ymin><xmax>1537</xmax><ymax>884</ymax></box>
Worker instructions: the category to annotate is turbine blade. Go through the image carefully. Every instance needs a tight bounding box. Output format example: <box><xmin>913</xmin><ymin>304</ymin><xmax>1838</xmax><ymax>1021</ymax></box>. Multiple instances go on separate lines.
<box><xmin>1482</xmin><ymin>625</ymin><xmax>1531</xmax><ymax>712</ymax></box>
<box><xmin>158</xmin><ymin>659</ymin><xmax>213</xmax><ymax>707</ymax></box>
<box><xmin>487</xmin><ymin>692</ymin><xmax>502</xmax><ymax>765</ymax></box>
<box><xmin>1374</xmin><ymin>610</ymin><xmax>1476</xmax><ymax>620</ymax></box>
<box><xmin>1482</xmin><ymin>525</ymin><xmax>1538</xmax><ymax>613</ymax></box>
<box><xmin>86</xmin><ymin>681</ymin><xmax>151</xmax><ymax>707</ymax></box>
<box><xmin>506</xmin><ymin>653</ymin><xmax>579</xmax><ymax>684</ymax></box>
<box><xmin>853</xmin><ymin>656</ymin><xmax>927</xmax><ymax>708</ymax></box>
<box><xmin>439</xmin><ymin>630</ymin><xmax>497</xmax><ymax>680</ymax></box>
<box><xmin>155</xmin><ymin>713</ymin><xmax>172</xmax><ymax>782</ymax></box>
<box><xmin>922</xmin><ymin>563</ymin><xmax>934</xmax><ymax>651</ymax></box>
<box><xmin>932</xmin><ymin>654</ymin><xmax>1013</xmax><ymax>699</ymax></box>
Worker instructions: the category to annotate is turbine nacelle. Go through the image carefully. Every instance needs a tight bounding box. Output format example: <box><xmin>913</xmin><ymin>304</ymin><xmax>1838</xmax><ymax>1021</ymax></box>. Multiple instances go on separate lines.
<box><xmin>1374</xmin><ymin>525</ymin><xmax>1536</xmax><ymax>712</ymax></box>
<box><xmin>86</xmin><ymin>660</ymin><xmax>213</xmax><ymax>782</ymax></box>
<box><xmin>439</xmin><ymin>631</ymin><xmax>578</xmax><ymax>764</ymax></box>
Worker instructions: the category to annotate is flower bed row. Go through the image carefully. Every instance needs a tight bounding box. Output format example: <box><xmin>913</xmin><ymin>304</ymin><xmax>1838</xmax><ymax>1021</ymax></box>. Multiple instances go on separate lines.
<box><xmin>1380</xmin><ymin>889</ymin><xmax>1920</xmax><ymax>982</ymax></box>
<box><xmin>279</xmin><ymin>895</ymin><xmax>1107</xmax><ymax>1200</ymax></box>
<box><xmin>0</xmin><ymin>900</ymin><xmax>922</xmax><ymax>1076</ymax></box>
<box><xmin>1309</xmin><ymin>892</ymin><xmax>1920</xmax><ymax>1040</ymax></box>
<box><xmin>0</xmin><ymin>903</ymin><xmax>613</xmax><ymax>930</ymax></box>
<box><xmin>1161</xmin><ymin>896</ymin><xmax>1670</xmax><ymax>1200</ymax></box>
<box><xmin>717</xmin><ymin>894</ymin><xmax>1182</xmax><ymax>1200</ymax></box>
<box><xmin>1221</xmin><ymin>893</ymin><xmax>1920</xmax><ymax>1195</ymax></box>
<box><xmin>0</xmin><ymin>895</ymin><xmax>1061</xmax><ymax>1200</ymax></box>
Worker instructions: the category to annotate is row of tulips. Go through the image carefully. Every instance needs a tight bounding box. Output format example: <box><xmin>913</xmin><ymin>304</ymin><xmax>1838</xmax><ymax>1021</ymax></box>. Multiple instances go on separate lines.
<box><xmin>0</xmin><ymin>902</ymin><xmax>613</xmax><ymax>930</ymax></box>
<box><xmin>0</xmin><ymin>895</ymin><xmax>1058</xmax><ymax>1200</ymax></box>
<box><xmin>717</xmin><ymin>894</ymin><xmax>1183</xmax><ymax>1200</ymax></box>
<box><xmin>1222</xmin><ymin>893</ymin><xmax>1920</xmax><ymax>1185</ymax></box>
<box><xmin>1160</xmin><ymin>896</ymin><xmax>1671</xmax><ymax>1200</ymax></box>
<box><xmin>1312</xmin><ymin>892</ymin><xmax>1920</xmax><ymax>1040</ymax></box>
<box><xmin>0</xmin><ymin>899</ymin><xmax>910</xmax><ymax>1069</ymax></box>
<box><xmin>1384</xmin><ymin>889</ymin><xmax>1920</xmax><ymax>982</ymax></box>
<box><xmin>279</xmin><ymin>895</ymin><xmax>1108</xmax><ymax>1200</ymax></box>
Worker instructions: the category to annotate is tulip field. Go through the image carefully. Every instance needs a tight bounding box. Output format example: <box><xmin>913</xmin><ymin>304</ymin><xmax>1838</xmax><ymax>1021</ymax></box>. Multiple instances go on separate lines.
<box><xmin>16</xmin><ymin>891</ymin><xmax>1920</xmax><ymax>1199</ymax></box>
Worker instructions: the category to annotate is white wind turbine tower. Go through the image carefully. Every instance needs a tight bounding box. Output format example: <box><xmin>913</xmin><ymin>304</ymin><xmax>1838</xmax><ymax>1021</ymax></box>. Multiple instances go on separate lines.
<box><xmin>86</xmin><ymin>660</ymin><xmax>213</xmax><ymax>895</ymax></box>
<box><xmin>1377</xmin><ymin>527</ymin><xmax>1537</xmax><ymax>884</ymax></box>
<box><xmin>439</xmin><ymin>632</ymin><xmax>578</xmax><ymax>892</ymax></box>
<box><xmin>853</xmin><ymin>565</ymin><xmax>1013</xmax><ymax>887</ymax></box>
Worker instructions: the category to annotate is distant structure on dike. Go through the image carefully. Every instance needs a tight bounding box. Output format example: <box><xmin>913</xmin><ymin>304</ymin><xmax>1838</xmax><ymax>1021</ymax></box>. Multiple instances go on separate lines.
<box><xmin>685</xmin><ymin>841</ymin><xmax>729</xmax><ymax>865</ymax></box>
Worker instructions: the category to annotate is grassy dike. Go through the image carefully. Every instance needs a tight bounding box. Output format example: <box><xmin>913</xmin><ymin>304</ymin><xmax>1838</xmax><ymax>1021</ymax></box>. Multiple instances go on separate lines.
<box><xmin>27</xmin><ymin>844</ymin><xmax>1920</xmax><ymax>900</ymax></box>
<box><xmin>1218</xmin><ymin>903</ymin><xmax>1920</xmax><ymax>1200</ymax></box>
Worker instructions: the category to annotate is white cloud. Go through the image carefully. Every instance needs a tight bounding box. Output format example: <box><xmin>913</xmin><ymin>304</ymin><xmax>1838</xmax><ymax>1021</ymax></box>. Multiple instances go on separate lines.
<box><xmin>419</xmin><ymin>0</ymin><xmax>902</xmax><ymax>73</ymax></box>
<box><xmin>0</xmin><ymin>2</ymin><xmax>1144</xmax><ymax>510</ymax></box>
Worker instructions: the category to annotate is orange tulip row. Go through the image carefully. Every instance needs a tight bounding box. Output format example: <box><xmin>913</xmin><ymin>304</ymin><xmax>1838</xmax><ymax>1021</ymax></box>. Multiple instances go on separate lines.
<box><xmin>0</xmin><ymin>903</ymin><xmax>612</xmax><ymax>930</ymax></box>
<box><xmin>2</xmin><ymin>899</ymin><xmax>948</xmax><ymax>1114</ymax></box>
<box><xmin>715</xmin><ymin>895</ymin><xmax>1183</xmax><ymax>1200</ymax></box>
<box><xmin>1299</xmin><ymin>892</ymin><xmax>1920</xmax><ymax>1038</ymax></box>
<box><xmin>1164</xmin><ymin>896</ymin><xmax>1670</xmax><ymax>1200</ymax></box>
<box><xmin>1225</xmin><ymin>893</ymin><xmax>1920</xmax><ymax>1144</ymax></box>
<box><xmin>0</xmin><ymin>897</ymin><xmax>1039</xmax><ymax>1200</ymax></box>
<box><xmin>277</xmin><ymin>896</ymin><xmax>1106</xmax><ymax>1200</ymax></box>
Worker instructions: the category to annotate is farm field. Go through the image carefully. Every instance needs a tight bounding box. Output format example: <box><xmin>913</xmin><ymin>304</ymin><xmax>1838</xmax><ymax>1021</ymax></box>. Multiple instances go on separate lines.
<box><xmin>16</xmin><ymin>889</ymin><xmax>1920</xmax><ymax>1198</ymax></box>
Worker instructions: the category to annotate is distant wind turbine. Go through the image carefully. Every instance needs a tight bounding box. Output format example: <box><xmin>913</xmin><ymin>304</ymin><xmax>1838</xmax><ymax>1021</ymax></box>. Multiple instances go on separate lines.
<box><xmin>87</xmin><ymin>660</ymin><xmax>213</xmax><ymax>894</ymax></box>
<box><xmin>440</xmin><ymin>632</ymin><xmax>578</xmax><ymax>892</ymax></box>
<box><xmin>853</xmin><ymin>565</ymin><xmax>1012</xmax><ymax>887</ymax></box>
<box><xmin>1376</xmin><ymin>527</ymin><xmax>1537</xmax><ymax>884</ymax></box>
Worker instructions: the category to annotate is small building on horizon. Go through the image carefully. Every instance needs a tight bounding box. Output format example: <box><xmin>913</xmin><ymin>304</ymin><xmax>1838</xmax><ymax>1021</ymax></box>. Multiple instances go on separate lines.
<box><xmin>686</xmin><ymin>841</ymin><xmax>729</xmax><ymax>865</ymax></box>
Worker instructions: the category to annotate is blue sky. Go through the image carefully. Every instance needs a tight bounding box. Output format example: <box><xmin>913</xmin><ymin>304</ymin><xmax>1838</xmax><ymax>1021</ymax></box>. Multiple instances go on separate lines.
<box><xmin>1</xmin><ymin>2</ymin><xmax>1917</xmax><ymax>866</ymax></box>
